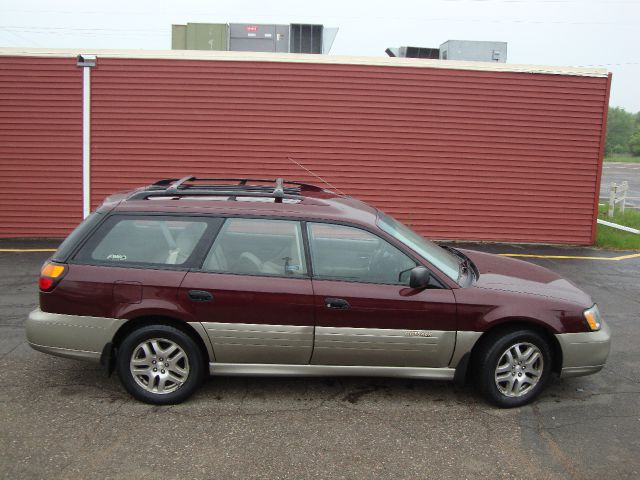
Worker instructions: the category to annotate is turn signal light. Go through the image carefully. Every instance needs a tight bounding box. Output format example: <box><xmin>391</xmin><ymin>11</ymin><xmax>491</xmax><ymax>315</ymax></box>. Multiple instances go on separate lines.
<box><xmin>41</xmin><ymin>264</ymin><xmax>65</xmax><ymax>278</ymax></box>
<box><xmin>39</xmin><ymin>262</ymin><xmax>67</xmax><ymax>292</ymax></box>
<box><xmin>583</xmin><ymin>305</ymin><xmax>602</xmax><ymax>332</ymax></box>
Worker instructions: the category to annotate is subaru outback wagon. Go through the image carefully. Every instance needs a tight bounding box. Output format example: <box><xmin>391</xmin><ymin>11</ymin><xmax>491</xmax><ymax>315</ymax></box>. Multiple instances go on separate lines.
<box><xmin>27</xmin><ymin>177</ymin><xmax>611</xmax><ymax>407</ymax></box>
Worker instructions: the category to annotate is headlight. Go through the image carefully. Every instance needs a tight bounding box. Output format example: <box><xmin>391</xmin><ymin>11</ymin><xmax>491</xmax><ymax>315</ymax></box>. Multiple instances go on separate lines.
<box><xmin>583</xmin><ymin>305</ymin><xmax>602</xmax><ymax>331</ymax></box>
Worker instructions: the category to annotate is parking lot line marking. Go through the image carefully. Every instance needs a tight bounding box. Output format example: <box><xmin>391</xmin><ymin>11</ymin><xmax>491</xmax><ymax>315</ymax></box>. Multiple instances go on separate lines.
<box><xmin>613</xmin><ymin>252</ymin><xmax>640</xmax><ymax>260</ymax></box>
<box><xmin>0</xmin><ymin>248</ymin><xmax>56</xmax><ymax>252</ymax></box>
<box><xmin>499</xmin><ymin>253</ymin><xmax>640</xmax><ymax>261</ymax></box>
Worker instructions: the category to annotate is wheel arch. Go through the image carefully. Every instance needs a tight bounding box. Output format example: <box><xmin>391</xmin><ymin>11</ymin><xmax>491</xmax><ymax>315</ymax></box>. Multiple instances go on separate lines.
<box><xmin>458</xmin><ymin>318</ymin><xmax>563</xmax><ymax>384</ymax></box>
<box><xmin>103</xmin><ymin>316</ymin><xmax>212</xmax><ymax>374</ymax></box>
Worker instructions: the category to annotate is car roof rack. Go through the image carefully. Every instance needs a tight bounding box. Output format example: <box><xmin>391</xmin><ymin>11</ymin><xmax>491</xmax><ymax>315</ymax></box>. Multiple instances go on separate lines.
<box><xmin>128</xmin><ymin>176</ymin><xmax>326</xmax><ymax>202</ymax></box>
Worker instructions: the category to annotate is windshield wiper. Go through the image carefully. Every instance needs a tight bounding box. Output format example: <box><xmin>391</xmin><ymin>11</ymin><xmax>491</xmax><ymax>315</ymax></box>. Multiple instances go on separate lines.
<box><xmin>441</xmin><ymin>245</ymin><xmax>478</xmax><ymax>281</ymax></box>
<box><xmin>440</xmin><ymin>245</ymin><xmax>467</xmax><ymax>282</ymax></box>
<box><xmin>441</xmin><ymin>245</ymin><xmax>464</xmax><ymax>263</ymax></box>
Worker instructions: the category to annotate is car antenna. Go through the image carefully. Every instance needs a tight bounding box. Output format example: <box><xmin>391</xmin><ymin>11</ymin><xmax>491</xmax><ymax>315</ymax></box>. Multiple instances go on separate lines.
<box><xmin>287</xmin><ymin>157</ymin><xmax>347</xmax><ymax>196</ymax></box>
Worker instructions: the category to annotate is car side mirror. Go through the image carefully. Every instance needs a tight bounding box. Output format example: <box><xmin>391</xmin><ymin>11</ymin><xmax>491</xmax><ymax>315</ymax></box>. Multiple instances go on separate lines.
<box><xmin>409</xmin><ymin>266</ymin><xmax>431</xmax><ymax>289</ymax></box>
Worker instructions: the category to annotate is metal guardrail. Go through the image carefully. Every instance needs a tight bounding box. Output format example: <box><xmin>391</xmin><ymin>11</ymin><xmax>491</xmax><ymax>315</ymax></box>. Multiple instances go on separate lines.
<box><xmin>597</xmin><ymin>218</ymin><xmax>640</xmax><ymax>235</ymax></box>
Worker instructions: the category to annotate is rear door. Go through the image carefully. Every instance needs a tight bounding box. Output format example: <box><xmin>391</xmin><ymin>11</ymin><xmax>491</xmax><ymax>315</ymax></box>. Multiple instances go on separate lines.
<box><xmin>306</xmin><ymin>222</ymin><xmax>457</xmax><ymax>368</ymax></box>
<box><xmin>180</xmin><ymin>217</ymin><xmax>315</xmax><ymax>364</ymax></box>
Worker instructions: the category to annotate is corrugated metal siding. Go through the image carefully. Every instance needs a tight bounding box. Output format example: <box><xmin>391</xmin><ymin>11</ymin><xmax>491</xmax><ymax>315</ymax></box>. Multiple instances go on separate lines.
<box><xmin>90</xmin><ymin>59</ymin><xmax>608</xmax><ymax>244</ymax></box>
<box><xmin>0</xmin><ymin>53</ymin><xmax>608</xmax><ymax>243</ymax></box>
<box><xmin>0</xmin><ymin>57</ymin><xmax>82</xmax><ymax>237</ymax></box>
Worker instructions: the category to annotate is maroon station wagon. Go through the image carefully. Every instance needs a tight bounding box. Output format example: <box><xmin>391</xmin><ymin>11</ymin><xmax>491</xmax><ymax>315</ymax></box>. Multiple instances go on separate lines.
<box><xmin>26</xmin><ymin>177</ymin><xmax>611</xmax><ymax>407</ymax></box>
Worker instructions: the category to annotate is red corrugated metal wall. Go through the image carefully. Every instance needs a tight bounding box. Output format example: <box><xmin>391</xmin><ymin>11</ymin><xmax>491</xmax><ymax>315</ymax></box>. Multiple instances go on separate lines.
<box><xmin>0</xmin><ymin>57</ymin><xmax>82</xmax><ymax>237</ymax></box>
<box><xmin>90</xmin><ymin>58</ymin><xmax>609</xmax><ymax>244</ymax></box>
<box><xmin>0</xmin><ymin>54</ymin><xmax>610</xmax><ymax>244</ymax></box>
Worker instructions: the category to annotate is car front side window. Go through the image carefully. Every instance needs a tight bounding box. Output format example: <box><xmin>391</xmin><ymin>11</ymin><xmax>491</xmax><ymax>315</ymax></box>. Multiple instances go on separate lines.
<box><xmin>307</xmin><ymin>223</ymin><xmax>416</xmax><ymax>285</ymax></box>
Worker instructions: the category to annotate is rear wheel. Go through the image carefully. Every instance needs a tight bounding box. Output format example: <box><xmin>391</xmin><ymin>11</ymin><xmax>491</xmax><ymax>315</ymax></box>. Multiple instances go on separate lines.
<box><xmin>474</xmin><ymin>329</ymin><xmax>552</xmax><ymax>408</ymax></box>
<box><xmin>116</xmin><ymin>325</ymin><xmax>204</xmax><ymax>404</ymax></box>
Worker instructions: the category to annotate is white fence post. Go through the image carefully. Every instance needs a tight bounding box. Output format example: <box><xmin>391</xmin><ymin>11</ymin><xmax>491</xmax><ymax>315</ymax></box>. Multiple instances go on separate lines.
<box><xmin>608</xmin><ymin>182</ymin><xmax>616</xmax><ymax>218</ymax></box>
<box><xmin>607</xmin><ymin>181</ymin><xmax>629</xmax><ymax>218</ymax></box>
<box><xmin>620</xmin><ymin>181</ymin><xmax>628</xmax><ymax>215</ymax></box>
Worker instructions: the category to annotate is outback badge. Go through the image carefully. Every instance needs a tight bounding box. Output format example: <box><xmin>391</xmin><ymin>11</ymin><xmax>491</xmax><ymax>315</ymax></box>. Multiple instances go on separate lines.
<box><xmin>405</xmin><ymin>331</ymin><xmax>433</xmax><ymax>337</ymax></box>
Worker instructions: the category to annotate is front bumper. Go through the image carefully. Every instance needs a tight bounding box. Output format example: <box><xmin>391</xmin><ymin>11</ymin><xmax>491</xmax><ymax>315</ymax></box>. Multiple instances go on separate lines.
<box><xmin>26</xmin><ymin>308</ymin><xmax>126</xmax><ymax>362</ymax></box>
<box><xmin>555</xmin><ymin>321</ymin><xmax>611</xmax><ymax>378</ymax></box>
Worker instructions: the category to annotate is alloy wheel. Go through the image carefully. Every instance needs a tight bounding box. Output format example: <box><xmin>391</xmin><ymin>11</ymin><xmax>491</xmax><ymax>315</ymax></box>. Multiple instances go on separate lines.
<box><xmin>129</xmin><ymin>338</ymin><xmax>190</xmax><ymax>394</ymax></box>
<box><xmin>494</xmin><ymin>342</ymin><xmax>544</xmax><ymax>398</ymax></box>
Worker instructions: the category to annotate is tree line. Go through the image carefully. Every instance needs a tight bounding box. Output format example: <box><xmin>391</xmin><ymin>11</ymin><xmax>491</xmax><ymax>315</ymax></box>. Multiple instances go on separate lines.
<box><xmin>606</xmin><ymin>107</ymin><xmax>640</xmax><ymax>156</ymax></box>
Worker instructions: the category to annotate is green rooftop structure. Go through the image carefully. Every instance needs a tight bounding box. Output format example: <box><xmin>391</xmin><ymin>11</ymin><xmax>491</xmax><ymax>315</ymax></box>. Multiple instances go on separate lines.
<box><xmin>171</xmin><ymin>23</ymin><xmax>229</xmax><ymax>51</ymax></box>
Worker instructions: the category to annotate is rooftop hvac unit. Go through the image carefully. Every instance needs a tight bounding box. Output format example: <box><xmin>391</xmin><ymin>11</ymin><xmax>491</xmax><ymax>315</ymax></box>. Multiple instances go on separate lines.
<box><xmin>385</xmin><ymin>46</ymin><xmax>440</xmax><ymax>59</ymax></box>
<box><xmin>290</xmin><ymin>24</ymin><xmax>323</xmax><ymax>54</ymax></box>
<box><xmin>229</xmin><ymin>24</ymin><xmax>290</xmax><ymax>53</ymax></box>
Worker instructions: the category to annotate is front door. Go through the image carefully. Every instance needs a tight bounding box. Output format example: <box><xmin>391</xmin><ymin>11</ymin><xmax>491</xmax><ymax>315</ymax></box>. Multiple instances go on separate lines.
<box><xmin>306</xmin><ymin>222</ymin><xmax>457</xmax><ymax>367</ymax></box>
<box><xmin>181</xmin><ymin>217</ymin><xmax>314</xmax><ymax>364</ymax></box>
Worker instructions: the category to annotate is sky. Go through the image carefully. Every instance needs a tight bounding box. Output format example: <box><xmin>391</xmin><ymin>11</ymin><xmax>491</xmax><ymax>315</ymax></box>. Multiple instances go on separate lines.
<box><xmin>1</xmin><ymin>0</ymin><xmax>638</xmax><ymax>111</ymax></box>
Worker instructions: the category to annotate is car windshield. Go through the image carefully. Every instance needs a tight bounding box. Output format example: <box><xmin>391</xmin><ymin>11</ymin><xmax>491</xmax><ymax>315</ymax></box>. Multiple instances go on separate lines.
<box><xmin>376</xmin><ymin>211</ymin><xmax>461</xmax><ymax>282</ymax></box>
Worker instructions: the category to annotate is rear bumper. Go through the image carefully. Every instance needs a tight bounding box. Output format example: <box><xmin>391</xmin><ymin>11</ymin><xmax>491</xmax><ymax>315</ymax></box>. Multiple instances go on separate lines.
<box><xmin>555</xmin><ymin>321</ymin><xmax>611</xmax><ymax>378</ymax></box>
<box><xmin>26</xmin><ymin>308</ymin><xmax>126</xmax><ymax>362</ymax></box>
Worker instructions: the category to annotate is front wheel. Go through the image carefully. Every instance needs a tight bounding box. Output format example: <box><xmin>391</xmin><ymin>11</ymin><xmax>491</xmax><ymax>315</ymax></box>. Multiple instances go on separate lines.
<box><xmin>116</xmin><ymin>325</ymin><xmax>204</xmax><ymax>404</ymax></box>
<box><xmin>474</xmin><ymin>329</ymin><xmax>552</xmax><ymax>408</ymax></box>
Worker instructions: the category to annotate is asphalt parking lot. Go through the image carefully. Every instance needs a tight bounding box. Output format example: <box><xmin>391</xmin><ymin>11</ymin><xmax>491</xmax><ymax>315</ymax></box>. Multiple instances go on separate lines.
<box><xmin>1</xmin><ymin>240</ymin><xmax>639</xmax><ymax>480</ymax></box>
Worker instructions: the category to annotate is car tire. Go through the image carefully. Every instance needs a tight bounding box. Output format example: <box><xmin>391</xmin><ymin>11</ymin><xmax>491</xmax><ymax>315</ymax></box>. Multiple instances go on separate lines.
<box><xmin>116</xmin><ymin>324</ymin><xmax>204</xmax><ymax>405</ymax></box>
<box><xmin>474</xmin><ymin>329</ymin><xmax>552</xmax><ymax>408</ymax></box>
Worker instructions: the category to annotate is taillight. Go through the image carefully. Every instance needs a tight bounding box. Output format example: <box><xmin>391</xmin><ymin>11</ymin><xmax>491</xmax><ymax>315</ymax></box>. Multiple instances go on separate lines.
<box><xmin>39</xmin><ymin>262</ymin><xmax>67</xmax><ymax>292</ymax></box>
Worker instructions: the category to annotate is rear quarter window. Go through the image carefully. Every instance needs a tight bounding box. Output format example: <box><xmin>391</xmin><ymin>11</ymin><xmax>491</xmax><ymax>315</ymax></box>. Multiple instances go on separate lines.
<box><xmin>73</xmin><ymin>215</ymin><xmax>219</xmax><ymax>267</ymax></box>
<box><xmin>52</xmin><ymin>212</ymin><xmax>105</xmax><ymax>262</ymax></box>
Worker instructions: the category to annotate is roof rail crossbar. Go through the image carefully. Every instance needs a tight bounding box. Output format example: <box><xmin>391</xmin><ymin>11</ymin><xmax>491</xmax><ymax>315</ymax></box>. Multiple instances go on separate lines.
<box><xmin>167</xmin><ymin>177</ymin><xmax>324</xmax><ymax>191</ymax></box>
<box><xmin>197</xmin><ymin>186</ymin><xmax>300</xmax><ymax>193</ymax></box>
<box><xmin>165</xmin><ymin>176</ymin><xmax>196</xmax><ymax>194</ymax></box>
<box><xmin>152</xmin><ymin>178</ymin><xmax>179</xmax><ymax>186</ymax></box>
<box><xmin>229</xmin><ymin>178</ymin><xmax>248</xmax><ymax>201</ymax></box>
<box><xmin>128</xmin><ymin>176</ymin><xmax>327</xmax><ymax>201</ymax></box>
<box><xmin>137</xmin><ymin>190</ymin><xmax>303</xmax><ymax>201</ymax></box>
<box><xmin>152</xmin><ymin>177</ymin><xmax>324</xmax><ymax>191</ymax></box>
<box><xmin>273</xmin><ymin>178</ymin><xmax>284</xmax><ymax>203</ymax></box>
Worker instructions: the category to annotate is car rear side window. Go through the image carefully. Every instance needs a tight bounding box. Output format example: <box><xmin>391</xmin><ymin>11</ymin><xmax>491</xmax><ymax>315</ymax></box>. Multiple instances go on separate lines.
<box><xmin>203</xmin><ymin>218</ymin><xmax>307</xmax><ymax>277</ymax></box>
<box><xmin>74</xmin><ymin>216</ymin><xmax>211</xmax><ymax>266</ymax></box>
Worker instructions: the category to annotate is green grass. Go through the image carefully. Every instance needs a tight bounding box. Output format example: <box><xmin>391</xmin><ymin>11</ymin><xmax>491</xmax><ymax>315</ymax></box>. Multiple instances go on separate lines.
<box><xmin>604</xmin><ymin>155</ymin><xmax>640</xmax><ymax>163</ymax></box>
<box><xmin>596</xmin><ymin>204</ymin><xmax>640</xmax><ymax>249</ymax></box>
